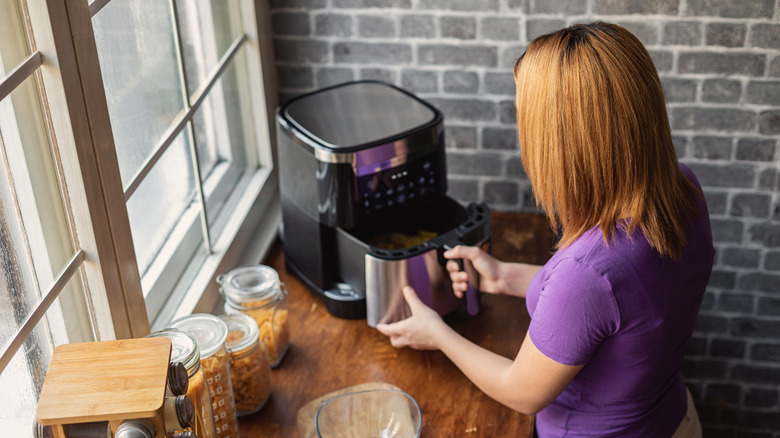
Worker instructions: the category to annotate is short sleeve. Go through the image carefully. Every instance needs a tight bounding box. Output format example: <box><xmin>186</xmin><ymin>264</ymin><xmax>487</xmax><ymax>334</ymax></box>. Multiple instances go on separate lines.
<box><xmin>528</xmin><ymin>257</ymin><xmax>620</xmax><ymax>366</ymax></box>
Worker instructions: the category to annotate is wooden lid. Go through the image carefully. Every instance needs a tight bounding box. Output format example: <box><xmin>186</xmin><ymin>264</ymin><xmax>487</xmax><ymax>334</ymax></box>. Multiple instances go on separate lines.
<box><xmin>36</xmin><ymin>337</ymin><xmax>172</xmax><ymax>425</ymax></box>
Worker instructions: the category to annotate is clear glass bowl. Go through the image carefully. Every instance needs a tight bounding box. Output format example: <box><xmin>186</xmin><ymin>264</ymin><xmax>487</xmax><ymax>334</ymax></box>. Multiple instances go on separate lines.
<box><xmin>314</xmin><ymin>388</ymin><xmax>422</xmax><ymax>438</ymax></box>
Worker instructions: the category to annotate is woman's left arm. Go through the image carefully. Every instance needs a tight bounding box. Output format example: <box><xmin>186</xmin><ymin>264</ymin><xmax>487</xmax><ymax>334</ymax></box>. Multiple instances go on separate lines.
<box><xmin>376</xmin><ymin>286</ymin><xmax>583</xmax><ymax>416</ymax></box>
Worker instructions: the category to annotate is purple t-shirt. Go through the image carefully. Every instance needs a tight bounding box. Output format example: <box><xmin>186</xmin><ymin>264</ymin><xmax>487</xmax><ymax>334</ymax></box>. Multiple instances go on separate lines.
<box><xmin>526</xmin><ymin>164</ymin><xmax>714</xmax><ymax>437</ymax></box>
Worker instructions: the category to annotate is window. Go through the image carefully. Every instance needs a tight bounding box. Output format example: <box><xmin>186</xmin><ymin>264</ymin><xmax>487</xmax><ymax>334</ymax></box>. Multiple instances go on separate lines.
<box><xmin>0</xmin><ymin>0</ymin><xmax>278</xmax><ymax>435</ymax></box>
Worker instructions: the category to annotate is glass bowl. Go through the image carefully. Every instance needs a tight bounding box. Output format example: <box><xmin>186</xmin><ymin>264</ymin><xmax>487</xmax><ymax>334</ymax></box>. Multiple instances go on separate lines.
<box><xmin>314</xmin><ymin>388</ymin><xmax>422</xmax><ymax>438</ymax></box>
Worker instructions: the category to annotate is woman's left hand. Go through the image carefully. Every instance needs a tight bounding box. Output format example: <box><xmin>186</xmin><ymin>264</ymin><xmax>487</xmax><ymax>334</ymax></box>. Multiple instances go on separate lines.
<box><xmin>376</xmin><ymin>285</ymin><xmax>447</xmax><ymax>351</ymax></box>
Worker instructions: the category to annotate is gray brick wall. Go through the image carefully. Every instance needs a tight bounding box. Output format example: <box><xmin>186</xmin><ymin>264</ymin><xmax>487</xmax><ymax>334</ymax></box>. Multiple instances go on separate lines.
<box><xmin>270</xmin><ymin>1</ymin><xmax>780</xmax><ymax>435</ymax></box>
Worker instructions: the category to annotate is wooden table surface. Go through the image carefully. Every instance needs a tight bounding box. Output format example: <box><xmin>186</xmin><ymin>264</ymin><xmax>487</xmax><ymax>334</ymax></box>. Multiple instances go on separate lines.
<box><xmin>238</xmin><ymin>212</ymin><xmax>555</xmax><ymax>437</ymax></box>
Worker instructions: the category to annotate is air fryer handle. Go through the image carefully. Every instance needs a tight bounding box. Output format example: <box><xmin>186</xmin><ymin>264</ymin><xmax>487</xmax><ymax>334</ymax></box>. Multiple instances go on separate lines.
<box><xmin>443</xmin><ymin>244</ymin><xmax>479</xmax><ymax>316</ymax></box>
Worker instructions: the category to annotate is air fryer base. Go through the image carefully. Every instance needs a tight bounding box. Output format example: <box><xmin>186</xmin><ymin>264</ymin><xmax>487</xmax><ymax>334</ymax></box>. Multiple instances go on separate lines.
<box><xmin>284</xmin><ymin>260</ymin><xmax>367</xmax><ymax>319</ymax></box>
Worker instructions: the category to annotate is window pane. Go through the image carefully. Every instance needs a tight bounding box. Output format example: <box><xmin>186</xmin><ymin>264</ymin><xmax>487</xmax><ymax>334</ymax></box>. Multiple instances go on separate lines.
<box><xmin>175</xmin><ymin>0</ymin><xmax>243</xmax><ymax>97</ymax></box>
<box><xmin>127</xmin><ymin>129</ymin><xmax>196</xmax><ymax>275</ymax></box>
<box><xmin>92</xmin><ymin>0</ymin><xmax>185</xmax><ymax>188</ymax></box>
<box><xmin>0</xmin><ymin>0</ymin><xmax>30</xmax><ymax>77</ymax></box>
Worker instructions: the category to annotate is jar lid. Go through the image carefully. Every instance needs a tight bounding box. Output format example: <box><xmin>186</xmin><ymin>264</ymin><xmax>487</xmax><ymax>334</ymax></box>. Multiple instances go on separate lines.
<box><xmin>169</xmin><ymin>314</ymin><xmax>228</xmax><ymax>359</ymax></box>
<box><xmin>219</xmin><ymin>313</ymin><xmax>260</xmax><ymax>353</ymax></box>
<box><xmin>218</xmin><ymin>265</ymin><xmax>280</xmax><ymax>302</ymax></box>
<box><xmin>147</xmin><ymin>328</ymin><xmax>200</xmax><ymax>373</ymax></box>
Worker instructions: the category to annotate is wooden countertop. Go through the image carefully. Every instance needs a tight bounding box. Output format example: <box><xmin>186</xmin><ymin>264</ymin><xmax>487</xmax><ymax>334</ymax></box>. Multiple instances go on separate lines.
<box><xmin>238</xmin><ymin>212</ymin><xmax>555</xmax><ymax>437</ymax></box>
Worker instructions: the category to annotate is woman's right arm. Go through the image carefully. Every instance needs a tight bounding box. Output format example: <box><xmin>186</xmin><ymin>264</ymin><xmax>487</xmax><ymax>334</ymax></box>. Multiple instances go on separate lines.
<box><xmin>444</xmin><ymin>245</ymin><xmax>542</xmax><ymax>299</ymax></box>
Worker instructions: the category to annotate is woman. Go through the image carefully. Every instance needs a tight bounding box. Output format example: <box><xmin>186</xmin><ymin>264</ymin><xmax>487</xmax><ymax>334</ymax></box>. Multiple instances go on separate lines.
<box><xmin>377</xmin><ymin>22</ymin><xmax>714</xmax><ymax>437</ymax></box>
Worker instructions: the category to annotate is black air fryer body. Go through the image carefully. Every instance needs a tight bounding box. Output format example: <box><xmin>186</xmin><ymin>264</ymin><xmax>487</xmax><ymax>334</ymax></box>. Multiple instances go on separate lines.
<box><xmin>276</xmin><ymin>80</ymin><xmax>490</xmax><ymax>325</ymax></box>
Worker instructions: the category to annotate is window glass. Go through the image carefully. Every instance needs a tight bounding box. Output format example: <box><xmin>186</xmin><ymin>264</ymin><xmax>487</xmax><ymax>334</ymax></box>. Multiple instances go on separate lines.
<box><xmin>92</xmin><ymin>0</ymin><xmax>185</xmax><ymax>189</ymax></box>
<box><xmin>0</xmin><ymin>0</ymin><xmax>30</xmax><ymax>76</ymax></box>
<box><xmin>175</xmin><ymin>0</ymin><xmax>243</xmax><ymax>98</ymax></box>
<box><xmin>126</xmin><ymin>130</ymin><xmax>196</xmax><ymax>276</ymax></box>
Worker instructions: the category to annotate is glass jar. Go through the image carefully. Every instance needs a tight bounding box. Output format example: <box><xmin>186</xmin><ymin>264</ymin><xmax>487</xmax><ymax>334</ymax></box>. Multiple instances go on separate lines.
<box><xmin>170</xmin><ymin>314</ymin><xmax>239</xmax><ymax>438</ymax></box>
<box><xmin>220</xmin><ymin>313</ymin><xmax>272</xmax><ymax>416</ymax></box>
<box><xmin>147</xmin><ymin>329</ymin><xmax>217</xmax><ymax>438</ymax></box>
<box><xmin>218</xmin><ymin>265</ymin><xmax>290</xmax><ymax>367</ymax></box>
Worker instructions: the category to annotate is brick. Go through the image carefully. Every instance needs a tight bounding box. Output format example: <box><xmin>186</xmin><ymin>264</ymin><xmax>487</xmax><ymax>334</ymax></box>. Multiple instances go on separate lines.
<box><xmin>360</xmin><ymin>68</ymin><xmax>396</xmax><ymax>83</ymax></box>
<box><xmin>506</xmin><ymin>156</ymin><xmax>527</xmax><ymax>179</ymax></box>
<box><xmin>277</xmin><ymin>65</ymin><xmax>314</xmax><ymax>89</ymax></box>
<box><xmin>616</xmin><ymin>21</ymin><xmax>658</xmax><ymax>46</ymax></box>
<box><xmin>749</xmin><ymin>223</ymin><xmax>780</xmax><ymax>247</ymax></box>
<box><xmin>484</xmin><ymin>181</ymin><xmax>520</xmax><ymax>205</ymax></box>
<box><xmin>401</xmin><ymin>70</ymin><xmax>437</xmax><ymax>93</ymax></box>
<box><xmin>662</xmin><ymin>77</ymin><xmax>697</xmax><ymax>103</ymax></box>
<box><xmin>758</xmin><ymin>110</ymin><xmax>780</xmax><ymax>135</ymax></box>
<box><xmin>744</xmin><ymin>387</ymin><xmax>779</xmax><ymax>408</ymax></box>
<box><xmin>732</xmin><ymin>317</ymin><xmax>780</xmax><ymax>338</ymax></box>
<box><xmin>709</xmin><ymin>270</ymin><xmax>737</xmax><ymax>289</ymax></box>
<box><xmin>751</xmin><ymin>24</ymin><xmax>780</xmax><ymax>49</ymax></box>
<box><xmin>685</xmin><ymin>163</ymin><xmax>754</xmax><ymax>188</ymax></box>
<box><xmin>721</xmin><ymin>247</ymin><xmax>761</xmax><ymax>268</ymax></box>
<box><xmin>736</xmin><ymin>138</ymin><xmax>776</xmax><ymax>162</ymax></box>
<box><xmin>526</xmin><ymin>19</ymin><xmax>566</xmax><ymax>41</ymax></box>
<box><xmin>758</xmin><ymin>169</ymin><xmax>779</xmax><ymax>191</ymax></box>
<box><xmin>447</xmin><ymin>178</ymin><xmax>479</xmax><ymax>203</ymax></box>
<box><xmin>741</xmin><ymin>272</ymin><xmax>780</xmax><ymax>294</ymax></box>
<box><xmin>757</xmin><ymin>297</ymin><xmax>780</xmax><ymax>316</ymax></box>
<box><xmin>333</xmin><ymin>0</ymin><xmax>411</xmax><ymax>7</ymax></box>
<box><xmin>418</xmin><ymin>44</ymin><xmax>498</xmax><ymax>67</ymax></box>
<box><xmin>683</xmin><ymin>358</ymin><xmax>729</xmax><ymax>379</ymax></box>
<box><xmin>670</xmin><ymin>107</ymin><xmax>756</xmax><ymax>133</ymax></box>
<box><xmin>731</xmin><ymin>193</ymin><xmax>771</xmax><ymax>218</ymax></box>
<box><xmin>747</xmin><ymin>80</ymin><xmax>780</xmax><ymax>105</ymax></box>
<box><xmin>706</xmin><ymin>383</ymin><xmax>742</xmax><ymax>404</ymax></box>
<box><xmin>702</xmin><ymin>79</ymin><xmax>742</xmax><ymax>104</ymax></box>
<box><xmin>270</xmin><ymin>0</ymin><xmax>326</xmax><ymax>8</ymax></box>
<box><xmin>507</xmin><ymin>0</ymin><xmax>525</xmax><ymax>11</ymax></box>
<box><xmin>700</xmin><ymin>290</ymin><xmax>716</xmax><ymax>310</ymax></box>
<box><xmin>501</xmin><ymin>45</ymin><xmax>526</xmax><ymax>69</ymax></box>
<box><xmin>334</xmin><ymin>42</ymin><xmax>412</xmax><ymax>64</ymax></box>
<box><xmin>687</xmin><ymin>0</ymin><xmax>774</xmax><ymax>18</ymax></box>
<box><xmin>711</xmin><ymin>339</ymin><xmax>746</xmax><ymax>358</ymax></box>
<box><xmin>272</xmin><ymin>12</ymin><xmax>311</xmax><ymax>36</ymax></box>
<box><xmin>710</xmin><ymin>218</ymin><xmax>744</xmax><ymax>242</ymax></box>
<box><xmin>446</xmin><ymin>152</ymin><xmax>503</xmax><ymax>175</ymax></box>
<box><xmin>705</xmin><ymin>23</ymin><xmax>746</xmax><ymax>48</ymax></box>
<box><xmin>358</xmin><ymin>16</ymin><xmax>395</xmax><ymax>38</ymax></box>
<box><xmin>737</xmin><ymin>410</ymin><xmax>780</xmax><ymax>430</ymax></box>
<box><xmin>445</xmin><ymin>126</ymin><xmax>477</xmax><ymax>150</ymax></box>
<box><xmin>399</xmin><ymin>15</ymin><xmax>435</xmax><ymax>38</ymax></box>
<box><xmin>484</xmin><ymin>72</ymin><xmax>515</xmax><ymax>96</ymax></box>
<box><xmin>766</xmin><ymin>251</ymin><xmax>780</xmax><ymax>271</ymax></box>
<box><xmin>695</xmin><ymin>314</ymin><xmax>730</xmax><ymax>334</ymax></box>
<box><xmin>443</xmin><ymin>71</ymin><xmax>479</xmax><ymax>94</ymax></box>
<box><xmin>718</xmin><ymin>293</ymin><xmax>754</xmax><ymax>314</ymax></box>
<box><xmin>692</xmin><ymin>136</ymin><xmax>732</xmax><ymax>160</ymax></box>
<box><xmin>649</xmin><ymin>50</ymin><xmax>673</xmax><ymax>73</ymax></box>
<box><xmin>663</xmin><ymin>21</ymin><xmax>701</xmax><ymax>46</ymax></box>
<box><xmin>480</xmin><ymin>17</ymin><xmax>520</xmax><ymax>42</ymax></box>
<box><xmin>752</xmin><ymin>343</ymin><xmax>780</xmax><ymax>362</ymax></box>
<box><xmin>499</xmin><ymin>100</ymin><xmax>516</xmax><ymax>124</ymax></box>
<box><xmin>678</xmin><ymin>52</ymin><xmax>766</xmax><ymax>76</ymax></box>
<box><xmin>703</xmin><ymin>190</ymin><xmax>728</xmax><ymax>215</ymax></box>
<box><xmin>594</xmin><ymin>0</ymin><xmax>677</xmax><ymax>14</ymax></box>
<box><xmin>686</xmin><ymin>336</ymin><xmax>708</xmax><ymax>356</ymax></box>
<box><xmin>483</xmin><ymin>128</ymin><xmax>518</xmax><ymax>151</ymax></box>
<box><xmin>315</xmin><ymin>67</ymin><xmax>354</xmax><ymax>88</ymax></box>
<box><xmin>440</xmin><ymin>16</ymin><xmax>476</xmax><ymax>40</ymax></box>
<box><xmin>315</xmin><ymin>14</ymin><xmax>353</xmax><ymax>37</ymax></box>
<box><xmin>427</xmin><ymin>98</ymin><xmax>497</xmax><ymax>122</ymax></box>
<box><xmin>274</xmin><ymin>39</ymin><xmax>330</xmax><ymax>63</ymax></box>
<box><xmin>529</xmin><ymin>0</ymin><xmax>586</xmax><ymax>14</ymax></box>
<box><xmin>770</xmin><ymin>57</ymin><xmax>780</xmax><ymax>77</ymax></box>
<box><xmin>673</xmin><ymin>136</ymin><xmax>688</xmax><ymax>158</ymax></box>
<box><xmin>278</xmin><ymin>92</ymin><xmax>300</xmax><ymax>106</ymax></box>
<box><xmin>418</xmin><ymin>0</ymin><xmax>499</xmax><ymax>11</ymax></box>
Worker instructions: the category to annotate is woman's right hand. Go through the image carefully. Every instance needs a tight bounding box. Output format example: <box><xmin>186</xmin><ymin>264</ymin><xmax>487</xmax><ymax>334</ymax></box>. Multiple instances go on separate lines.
<box><xmin>444</xmin><ymin>245</ymin><xmax>505</xmax><ymax>297</ymax></box>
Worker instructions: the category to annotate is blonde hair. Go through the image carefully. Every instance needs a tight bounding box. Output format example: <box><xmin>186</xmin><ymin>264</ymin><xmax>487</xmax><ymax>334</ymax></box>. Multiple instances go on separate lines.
<box><xmin>514</xmin><ymin>22</ymin><xmax>699</xmax><ymax>259</ymax></box>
